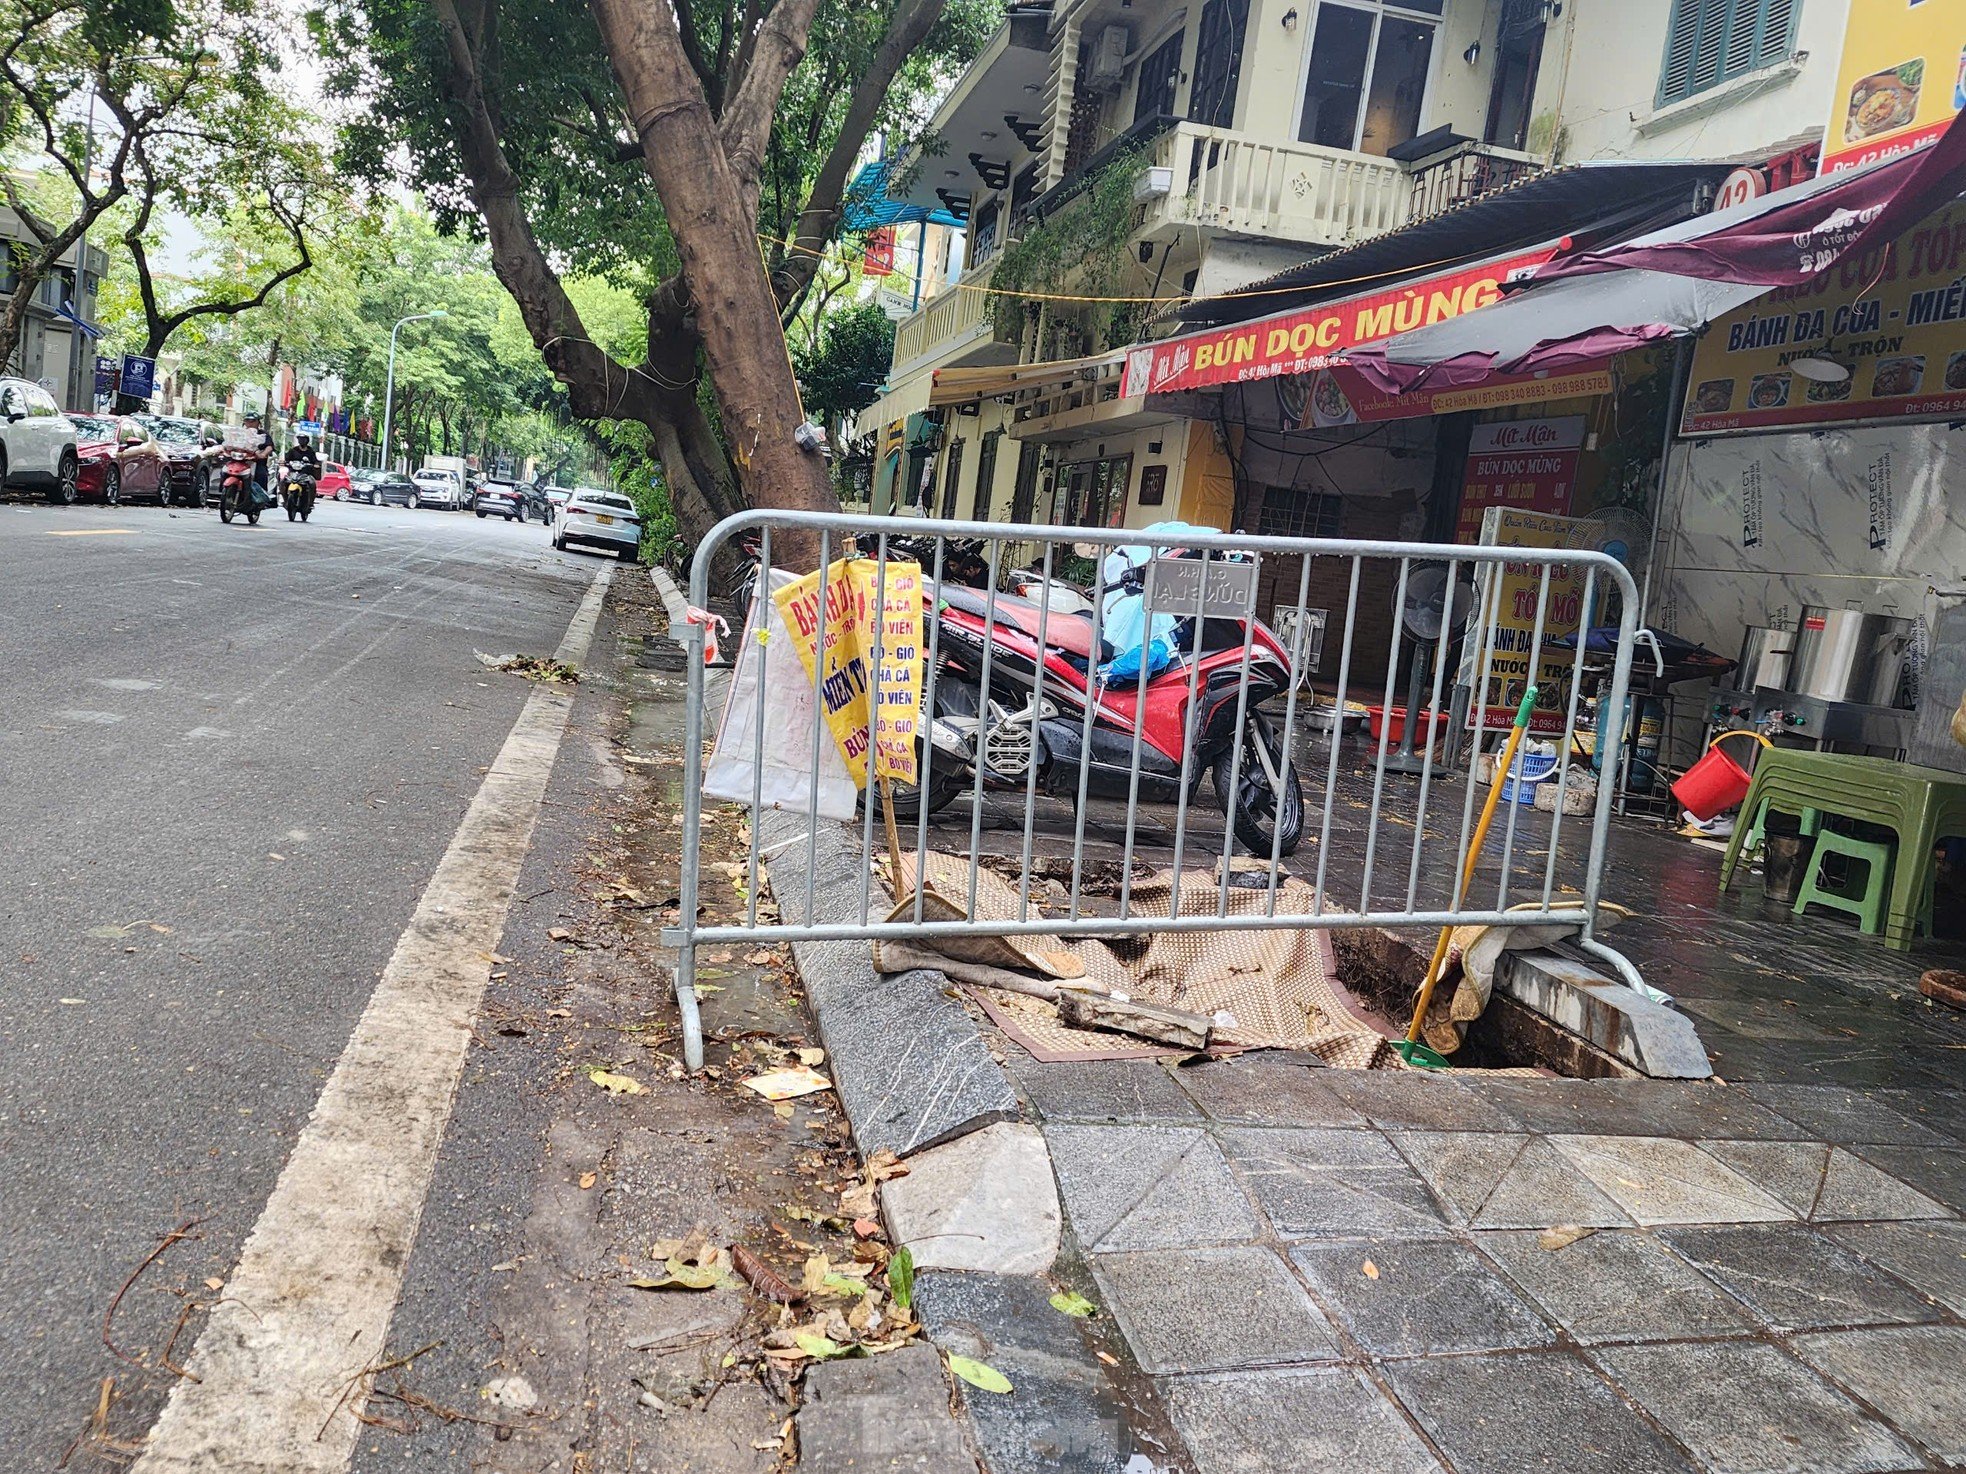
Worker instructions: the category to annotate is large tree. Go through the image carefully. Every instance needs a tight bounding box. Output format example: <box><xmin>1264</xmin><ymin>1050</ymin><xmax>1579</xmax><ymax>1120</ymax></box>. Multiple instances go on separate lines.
<box><xmin>0</xmin><ymin>0</ymin><xmax>274</xmax><ymax>374</ymax></box>
<box><xmin>323</xmin><ymin>0</ymin><xmax>992</xmax><ymax>549</ymax></box>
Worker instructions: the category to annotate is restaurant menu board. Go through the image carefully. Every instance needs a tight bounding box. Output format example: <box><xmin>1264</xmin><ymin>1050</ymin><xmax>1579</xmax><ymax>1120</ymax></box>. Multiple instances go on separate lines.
<box><xmin>1465</xmin><ymin>508</ymin><xmax>1590</xmax><ymax>736</ymax></box>
<box><xmin>1680</xmin><ymin>198</ymin><xmax>1966</xmax><ymax>435</ymax></box>
<box><xmin>1455</xmin><ymin>417</ymin><xmax>1585</xmax><ymax>543</ymax></box>
<box><xmin>1819</xmin><ymin>0</ymin><xmax>1966</xmax><ymax>175</ymax></box>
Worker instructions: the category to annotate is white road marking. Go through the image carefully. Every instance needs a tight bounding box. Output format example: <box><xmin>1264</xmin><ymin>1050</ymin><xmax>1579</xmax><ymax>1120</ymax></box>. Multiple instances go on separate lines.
<box><xmin>92</xmin><ymin>678</ymin><xmax>163</xmax><ymax>691</ymax></box>
<box><xmin>57</xmin><ymin>709</ymin><xmax>125</xmax><ymax>725</ymax></box>
<box><xmin>133</xmin><ymin>566</ymin><xmax>613</xmax><ymax>1474</ymax></box>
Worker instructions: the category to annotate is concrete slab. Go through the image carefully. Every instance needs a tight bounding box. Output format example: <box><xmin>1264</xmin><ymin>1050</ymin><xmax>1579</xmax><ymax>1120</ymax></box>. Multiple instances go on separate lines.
<box><xmin>1045</xmin><ymin>1124</ymin><xmax>1261</xmax><ymax>1252</ymax></box>
<box><xmin>1546</xmin><ymin>1135</ymin><xmax>1791</xmax><ymax>1225</ymax></box>
<box><xmin>1826</xmin><ymin>1220</ymin><xmax>1966</xmax><ymax>1316</ymax></box>
<box><xmin>913</xmin><ymin>1270</ymin><xmax>1174</xmax><ymax>1474</ymax></box>
<box><xmin>1845</xmin><ymin>1145</ymin><xmax>1966</xmax><ymax>1214</ymax></box>
<box><xmin>1660</xmin><ymin>1224</ymin><xmax>1944</xmax><ymax>1331</ymax></box>
<box><xmin>1692</xmin><ymin>1141</ymin><xmax>1831</xmax><ymax>1218</ymax></box>
<box><xmin>1793</xmin><ymin>1325</ymin><xmax>1966</xmax><ymax>1464</ymax></box>
<box><xmin>1090</xmin><ymin>1246</ymin><xmax>1340</xmax><ymax>1374</ymax></box>
<box><xmin>798</xmin><ymin>1342</ymin><xmax>979</xmax><ymax>1472</ymax></box>
<box><xmin>1162</xmin><ymin>1368</ymin><xmax>1443</xmax><ymax>1474</ymax></box>
<box><xmin>881</xmin><ymin>1122</ymin><xmax>1061</xmax><ymax>1274</ymax></box>
<box><xmin>1008</xmin><ymin>1058</ymin><xmax>1202</xmax><ymax>1124</ymax></box>
<box><xmin>1455</xmin><ymin>1078</ymin><xmax>1802</xmax><ymax>1140</ymax></box>
<box><xmin>1385</xmin><ymin>1350</ymin><xmax>1697</xmax><ymax>1474</ymax></box>
<box><xmin>1740</xmin><ymin>1083</ymin><xmax>1954</xmax><ymax>1148</ymax></box>
<box><xmin>1478</xmin><ymin>1228</ymin><xmax>1759</xmax><ymax>1343</ymax></box>
<box><xmin>1316</xmin><ymin>1071</ymin><xmax>1524</xmax><ymax>1132</ymax></box>
<box><xmin>1698</xmin><ymin>1141</ymin><xmax>1954</xmax><ymax>1223</ymax></box>
<box><xmin>1389</xmin><ymin>1132</ymin><xmax>1634</xmax><ymax>1230</ymax></box>
<box><xmin>1221</xmin><ymin>1128</ymin><xmax>1447</xmax><ymax>1238</ymax></box>
<box><xmin>1815</xmin><ymin>1147</ymin><xmax>1952</xmax><ymax>1221</ymax></box>
<box><xmin>1593</xmin><ymin>1340</ymin><xmax>1919</xmax><ymax>1474</ymax></box>
<box><xmin>1491</xmin><ymin>950</ymin><xmax>1712</xmax><ymax>1078</ymax></box>
<box><xmin>759</xmin><ymin>811</ymin><xmax>1020</xmax><ymax>1161</ymax></box>
<box><xmin>1290</xmin><ymin>1239</ymin><xmax>1554</xmax><ymax>1357</ymax></box>
<box><xmin>1174</xmin><ymin>1056</ymin><xmax>1368</xmax><ymax>1128</ymax></box>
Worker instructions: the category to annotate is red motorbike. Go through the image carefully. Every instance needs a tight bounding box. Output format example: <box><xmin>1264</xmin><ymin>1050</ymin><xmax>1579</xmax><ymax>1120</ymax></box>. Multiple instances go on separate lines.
<box><xmin>894</xmin><ymin>564</ymin><xmax>1308</xmax><ymax>856</ymax></box>
<box><xmin>217</xmin><ymin>449</ymin><xmax>262</xmax><ymax>525</ymax></box>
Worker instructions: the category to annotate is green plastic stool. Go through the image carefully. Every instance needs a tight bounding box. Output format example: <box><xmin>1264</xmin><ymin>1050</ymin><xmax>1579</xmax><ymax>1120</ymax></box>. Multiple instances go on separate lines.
<box><xmin>1794</xmin><ymin>827</ymin><xmax>1894</xmax><ymax>934</ymax></box>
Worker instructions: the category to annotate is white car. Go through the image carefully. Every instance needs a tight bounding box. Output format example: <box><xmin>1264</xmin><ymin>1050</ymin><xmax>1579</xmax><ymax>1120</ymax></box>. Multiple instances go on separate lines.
<box><xmin>409</xmin><ymin>468</ymin><xmax>464</xmax><ymax>510</ymax></box>
<box><xmin>552</xmin><ymin>489</ymin><xmax>641</xmax><ymax>561</ymax></box>
<box><xmin>0</xmin><ymin>377</ymin><xmax>79</xmax><ymax>504</ymax></box>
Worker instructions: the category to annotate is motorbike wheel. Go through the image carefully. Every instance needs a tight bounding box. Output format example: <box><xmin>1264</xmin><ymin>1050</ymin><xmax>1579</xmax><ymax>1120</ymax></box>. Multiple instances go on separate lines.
<box><xmin>870</xmin><ymin>679</ymin><xmax>977</xmax><ymax>821</ymax></box>
<box><xmin>219</xmin><ymin>485</ymin><xmax>236</xmax><ymax>524</ymax></box>
<box><xmin>1213</xmin><ymin>710</ymin><xmax>1306</xmax><ymax>859</ymax></box>
<box><xmin>287</xmin><ymin>505</ymin><xmax>297</xmax><ymax>521</ymax></box>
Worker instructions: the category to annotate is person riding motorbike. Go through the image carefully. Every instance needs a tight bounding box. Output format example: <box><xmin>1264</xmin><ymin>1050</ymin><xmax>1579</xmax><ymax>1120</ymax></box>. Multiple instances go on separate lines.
<box><xmin>281</xmin><ymin>434</ymin><xmax>322</xmax><ymax>520</ymax></box>
<box><xmin>242</xmin><ymin>412</ymin><xmax>273</xmax><ymax>499</ymax></box>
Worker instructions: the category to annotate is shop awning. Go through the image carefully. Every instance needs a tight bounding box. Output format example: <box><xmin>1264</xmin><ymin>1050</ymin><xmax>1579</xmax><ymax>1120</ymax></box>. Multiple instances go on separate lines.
<box><xmin>1348</xmin><ymin>113</ymin><xmax>1966</xmax><ymax>393</ymax></box>
<box><xmin>928</xmin><ymin>350</ymin><xmax>1125</xmax><ymax>406</ymax></box>
<box><xmin>852</xmin><ymin>366</ymin><xmax>936</xmax><ymax>439</ymax></box>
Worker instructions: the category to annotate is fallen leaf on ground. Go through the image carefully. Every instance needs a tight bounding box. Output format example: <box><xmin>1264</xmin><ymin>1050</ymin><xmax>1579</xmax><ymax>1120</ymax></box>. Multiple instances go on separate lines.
<box><xmin>794</xmin><ymin>1331</ymin><xmax>845</xmax><ymax>1361</ymax></box>
<box><xmin>865</xmin><ymin>1149</ymin><xmax>910</xmax><ymax>1183</ymax></box>
<box><xmin>1095</xmin><ymin>1350</ymin><xmax>1120</xmax><ymax>1367</ymax></box>
<box><xmin>741</xmin><ymin>1065</ymin><xmax>832</xmax><ymax>1101</ymax></box>
<box><xmin>887</xmin><ymin>1247</ymin><xmax>914</xmax><ymax>1310</ymax></box>
<box><xmin>744</xmin><ymin>949</ymin><xmax>776</xmax><ymax>964</ymax></box>
<box><xmin>203</xmin><ymin>1277</ymin><xmax>224</xmax><ymax>1291</ymax></box>
<box><xmin>1538</xmin><ymin>1224</ymin><xmax>1595</xmax><ymax>1251</ymax></box>
<box><xmin>579</xmin><ymin>1172</ymin><xmax>598</xmax><ymax>1190</ymax></box>
<box><xmin>797</xmin><ymin>1047</ymin><xmax>826</xmax><ymax>1067</ymax></box>
<box><xmin>1361</xmin><ymin>1260</ymin><xmax>1380</xmax><ymax>1280</ymax></box>
<box><xmin>589</xmin><ymin>1068</ymin><xmax>646</xmax><ymax>1095</ymax></box>
<box><xmin>1049</xmin><ymin>1291</ymin><xmax>1097</xmax><ymax>1318</ymax></box>
<box><xmin>732</xmin><ymin>1245</ymin><xmax>801</xmax><ymax>1304</ymax></box>
<box><xmin>773</xmin><ymin>1102</ymin><xmax>795</xmax><ymax>1119</ymax></box>
<box><xmin>948</xmin><ymin>1354</ymin><xmax>1012</xmax><ymax>1394</ymax></box>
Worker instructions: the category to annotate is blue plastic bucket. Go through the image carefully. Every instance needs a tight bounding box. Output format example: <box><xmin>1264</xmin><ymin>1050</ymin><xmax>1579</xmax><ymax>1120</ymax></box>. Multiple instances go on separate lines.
<box><xmin>1499</xmin><ymin>746</ymin><xmax>1560</xmax><ymax>804</ymax></box>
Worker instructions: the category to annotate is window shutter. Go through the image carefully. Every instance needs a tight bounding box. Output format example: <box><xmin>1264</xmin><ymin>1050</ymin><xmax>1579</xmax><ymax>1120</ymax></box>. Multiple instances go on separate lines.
<box><xmin>1755</xmin><ymin>0</ymin><xmax>1798</xmax><ymax>68</ymax></box>
<box><xmin>1659</xmin><ymin>0</ymin><xmax>1703</xmax><ymax>103</ymax></box>
<box><xmin>1690</xmin><ymin>0</ymin><xmax>1733</xmax><ymax>93</ymax></box>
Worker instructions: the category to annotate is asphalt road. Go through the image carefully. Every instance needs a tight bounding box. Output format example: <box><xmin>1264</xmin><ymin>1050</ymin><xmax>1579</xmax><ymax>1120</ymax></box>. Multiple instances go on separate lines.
<box><xmin>0</xmin><ymin>493</ymin><xmax>619</xmax><ymax>1467</ymax></box>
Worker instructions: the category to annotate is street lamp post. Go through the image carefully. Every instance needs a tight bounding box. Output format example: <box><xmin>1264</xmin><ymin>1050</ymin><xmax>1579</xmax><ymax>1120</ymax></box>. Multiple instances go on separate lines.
<box><xmin>379</xmin><ymin>309</ymin><xmax>446</xmax><ymax>472</ymax></box>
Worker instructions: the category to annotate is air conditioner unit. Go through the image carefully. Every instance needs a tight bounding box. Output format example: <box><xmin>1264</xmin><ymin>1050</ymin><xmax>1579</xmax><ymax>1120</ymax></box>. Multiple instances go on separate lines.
<box><xmin>1089</xmin><ymin>24</ymin><xmax>1130</xmax><ymax>90</ymax></box>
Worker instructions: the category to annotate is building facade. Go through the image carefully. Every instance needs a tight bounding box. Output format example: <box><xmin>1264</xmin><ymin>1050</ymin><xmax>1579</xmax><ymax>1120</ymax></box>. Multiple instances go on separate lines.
<box><xmin>1</xmin><ymin>204</ymin><xmax>109</xmax><ymax>412</ymax></box>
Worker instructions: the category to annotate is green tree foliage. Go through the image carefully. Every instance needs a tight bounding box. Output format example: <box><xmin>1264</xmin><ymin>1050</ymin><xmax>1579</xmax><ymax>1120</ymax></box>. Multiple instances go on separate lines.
<box><xmin>793</xmin><ymin>299</ymin><xmax>894</xmax><ymax>435</ymax></box>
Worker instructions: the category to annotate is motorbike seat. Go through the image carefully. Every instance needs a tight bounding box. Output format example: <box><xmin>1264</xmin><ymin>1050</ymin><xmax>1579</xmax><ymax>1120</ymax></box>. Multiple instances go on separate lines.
<box><xmin>933</xmin><ymin>582</ymin><xmax>1109</xmax><ymax>661</ymax></box>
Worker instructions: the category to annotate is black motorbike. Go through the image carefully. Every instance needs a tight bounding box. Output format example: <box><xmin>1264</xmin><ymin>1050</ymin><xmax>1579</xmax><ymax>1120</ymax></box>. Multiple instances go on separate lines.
<box><xmin>281</xmin><ymin>466</ymin><xmax>318</xmax><ymax>523</ymax></box>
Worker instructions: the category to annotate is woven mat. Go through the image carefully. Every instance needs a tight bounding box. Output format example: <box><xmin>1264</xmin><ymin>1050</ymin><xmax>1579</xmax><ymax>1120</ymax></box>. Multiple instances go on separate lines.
<box><xmin>895</xmin><ymin>852</ymin><xmax>1411</xmax><ymax>1070</ymax></box>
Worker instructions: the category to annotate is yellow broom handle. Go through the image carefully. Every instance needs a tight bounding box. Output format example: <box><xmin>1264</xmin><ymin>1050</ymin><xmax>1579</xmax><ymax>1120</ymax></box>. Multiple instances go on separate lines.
<box><xmin>1406</xmin><ymin>687</ymin><xmax>1537</xmax><ymax>1045</ymax></box>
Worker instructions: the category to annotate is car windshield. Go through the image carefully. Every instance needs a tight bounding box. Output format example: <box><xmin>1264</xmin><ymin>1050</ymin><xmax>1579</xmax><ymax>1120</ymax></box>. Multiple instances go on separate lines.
<box><xmin>150</xmin><ymin>420</ymin><xmax>203</xmax><ymax>446</ymax></box>
<box><xmin>581</xmin><ymin>493</ymin><xmax>635</xmax><ymax>513</ymax></box>
<box><xmin>71</xmin><ymin>415</ymin><xmax>117</xmax><ymax>438</ymax></box>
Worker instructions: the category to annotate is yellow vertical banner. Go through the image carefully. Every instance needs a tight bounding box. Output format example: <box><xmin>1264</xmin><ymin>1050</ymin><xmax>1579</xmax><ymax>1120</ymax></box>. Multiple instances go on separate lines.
<box><xmin>771</xmin><ymin>557</ymin><xmax>925</xmax><ymax>788</ymax></box>
<box><xmin>1468</xmin><ymin>508</ymin><xmax>1590</xmax><ymax>735</ymax></box>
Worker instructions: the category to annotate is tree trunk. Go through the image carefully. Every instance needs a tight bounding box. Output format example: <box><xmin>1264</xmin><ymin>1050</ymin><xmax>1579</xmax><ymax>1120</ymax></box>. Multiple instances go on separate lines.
<box><xmin>591</xmin><ymin>0</ymin><xmax>838</xmax><ymax>565</ymax></box>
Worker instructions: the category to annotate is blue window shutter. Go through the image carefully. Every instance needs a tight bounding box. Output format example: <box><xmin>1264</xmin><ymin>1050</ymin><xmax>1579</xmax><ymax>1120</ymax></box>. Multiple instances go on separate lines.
<box><xmin>1660</xmin><ymin>0</ymin><xmax>1799</xmax><ymax>104</ymax></box>
<box><xmin>1658</xmin><ymin>0</ymin><xmax>1705</xmax><ymax>105</ymax></box>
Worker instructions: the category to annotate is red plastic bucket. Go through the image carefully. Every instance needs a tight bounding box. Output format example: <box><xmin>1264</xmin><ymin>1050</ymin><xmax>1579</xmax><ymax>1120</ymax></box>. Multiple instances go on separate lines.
<box><xmin>1671</xmin><ymin>731</ymin><xmax>1768</xmax><ymax>820</ymax></box>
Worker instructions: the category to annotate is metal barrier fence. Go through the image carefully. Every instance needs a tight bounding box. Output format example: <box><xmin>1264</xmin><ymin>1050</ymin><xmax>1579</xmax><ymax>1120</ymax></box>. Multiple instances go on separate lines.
<box><xmin>666</xmin><ymin>510</ymin><xmax>1646</xmax><ymax>1070</ymax></box>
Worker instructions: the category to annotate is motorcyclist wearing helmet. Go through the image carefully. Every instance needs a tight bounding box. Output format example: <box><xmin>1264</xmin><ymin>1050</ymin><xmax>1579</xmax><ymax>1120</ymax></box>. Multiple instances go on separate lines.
<box><xmin>242</xmin><ymin>412</ymin><xmax>274</xmax><ymax>495</ymax></box>
<box><xmin>283</xmin><ymin>434</ymin><xmax>323</xmax><ymax>480</ymax></box>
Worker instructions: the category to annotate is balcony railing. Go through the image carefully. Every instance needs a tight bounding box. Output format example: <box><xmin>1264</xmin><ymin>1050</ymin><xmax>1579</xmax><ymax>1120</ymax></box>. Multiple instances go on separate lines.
<box><xmin>1406</xmin><ymin>141</ymin><xmax>1544</xmax><ymax>222</ymax></box>
<box><xmin>1148</xmin><ymin>122</ymin><xmax>1412</xmax><ymax>247</ymax></box>
<box><xmin>890</xmin><ymin>258</ymin><xmax>1014</xmax><ymax>379</ymax></box>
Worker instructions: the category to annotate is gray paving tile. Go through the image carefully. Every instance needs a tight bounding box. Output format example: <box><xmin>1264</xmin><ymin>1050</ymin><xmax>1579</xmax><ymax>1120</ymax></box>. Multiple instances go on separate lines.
<box><xmin>1826</xmin><ymin>1220</ymin><xmax>1966</xmax><ymax>1315</ymax></box>
<box><xmin>1091</xmin><ymin>1246</ymin><xmax>1340</xmax><ymax>1374</ymax></box>
<box><xmin>1455</xmin><ymin>1077</ymin><xmax>1802</xmax><ymax>1139</ymax></box>
<box><xmin>1741</xmin><ymin>1083</ymin><xmax>1954</xmax><ymax>1147</ymax></box>
<box><xmin>1221</xmin><ymin>1128</ymin><xmax>1447</xmax><ymax>1238</ymax></box>
<box><xmin>1174</xmin><ymin>1055</ymin><xmax>1369</xmax><ymax>1128</ymax></box>
<box><xmin>1695</xmin><ymin>1140</ymin><xmax>1832</xmax><ymax>1217</ymax></box>
<box><xmin>1872</xmin><ymin>1087</ymin><xmax>1966</xmax><ymax>1140</ymax></box>
<box><xmin>1008</xmin><ymin>1057</ymin><xmax>1202</xmax><ymax>1123</ymax></box>
<box><xmin>1478</xmin><ymin>1228</ymin><xmax>1759</xmax><ymax>1343</ymax></box>
<box><xmin>1045</xmin><ymin>1124</ymin><xmax>1260</xmax><ymax>1252</ymax></box>
<box><xmin>1547</xmin><ymin>1135</ymin><xmax>1791</xmax><ymax>1225</ymax></box>
<box><xmin>1385</xmin><ymin>1350</ymin><xmax>1697</xmax><ymax>1474</ymax></box>
<box><xmin>1794</xmin><ymin>1325</ymin><xmax>1966</xmax><ymax>1463</ymax></box>
<box><xmin>1815</xmin><ymin>1147</ymin><xmax>1953</xmax><ymax>1221</ymax></box>
<box><xmin>1290</xmin><ymin>1239</ymin><xmax>1554</xmax><ymax>1357</ymax></box>
<box><xmin>1163</xmin><ymin>1367</ymin><xmax>1443</xmax><ymax>1474</ymax></box>
<box><xmin>1661</xmin><ymin>1224</ymin><xmax>1944</xmax><ymax>1330</ymax></box>
<box><xmin>1391</xmin><ymin>1131</ymin><xmax>1633</xmax><ymax>1229</ymax></box>
<box><xmin>1316</xmin><ymin>1071</ymin><xmax>1524</xmax><ymax>1132</ymax></box>
<box><xmin>1845</xmin><ymin>1145</ymin><xmax>1966</xmax><ymax>1213</ymax></box>
<box><xmin>1593</xmin><ymin>1340</ymin><xmax>1919</xmax><ymax>1474</ymax></box>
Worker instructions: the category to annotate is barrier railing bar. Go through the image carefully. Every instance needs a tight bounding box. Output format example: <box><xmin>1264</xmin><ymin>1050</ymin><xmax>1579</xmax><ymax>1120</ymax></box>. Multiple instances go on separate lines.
<box><xmin>1016</xmin><ymin>539</ymin><xmax>1057</xmax><ymax>920</ymax></box>
<box><xmin>1215</xmin><ymin>551</ymin><xmax>1263</xmax><ymax>918</ymax></box>
<box><xmin>1312</xmin><ymin>556</ymin><xmax>1363</xmax><ymax>916</ymax></box>
<box><xmin>912</xmin><ymin>538</ymin><xmax>949</xmax><ymax>923</ymax></box>
<box><xmin>1543</xmin><ymin>566</ymin><xmax>1597</xmax><ymax>909</ymax></box>
<box><xmin>1359</xmin><ymin>557</ymin><xmax>1412</xmax><ymax>915</ymax></box>
<box><xmin>965</xmin><ymin>539</ymin><xmax>1005</xmax><ymax>919</ymax></box>
<box><xmin>1493</xmin><ymin>562</ymin><xmax>1554</xmax><ymax>913</ymax></box>
<box><xmin>1263</xmin><ymin>552</ymin><xmax>1316</xmax><ymax>914</ymax></box>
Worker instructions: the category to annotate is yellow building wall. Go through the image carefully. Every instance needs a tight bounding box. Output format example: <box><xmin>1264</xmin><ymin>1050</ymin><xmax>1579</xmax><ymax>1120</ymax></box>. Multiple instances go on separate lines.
<box><xmin>1175</xmin><ymin>419</ymin><xmax>1237</xmax><ymax>529</ymax></box>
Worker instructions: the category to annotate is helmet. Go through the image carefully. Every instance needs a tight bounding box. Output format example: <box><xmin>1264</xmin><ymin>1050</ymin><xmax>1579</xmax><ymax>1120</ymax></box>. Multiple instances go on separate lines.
<box><xmin>297</xmin><ymin>434</ymin><xmax>312</xmax><ymax>448</ymax></box>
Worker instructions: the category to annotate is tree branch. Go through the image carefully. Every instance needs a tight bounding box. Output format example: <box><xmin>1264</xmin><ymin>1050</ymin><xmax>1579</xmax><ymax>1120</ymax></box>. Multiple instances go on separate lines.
<box><xmin>718</xmin><ymin>0</ymin><xmax>825</xmax><ymax>208</ymax></box>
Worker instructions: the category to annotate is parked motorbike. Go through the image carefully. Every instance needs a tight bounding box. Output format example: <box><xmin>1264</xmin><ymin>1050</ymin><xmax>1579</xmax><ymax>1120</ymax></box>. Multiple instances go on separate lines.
<box><xmin>217</xmin><ymin>450</ymin><xmax>262</xmax><ymax>525</ymax></box>
<box><xmin>281</xmin><ymin>466</ymin><xmax>318</xmax><ymax>522</ymax></box>
<box><xmin>887</xmin><ymin>555</ymin><xmax>1308</xmax><ymax>857</ymax></box>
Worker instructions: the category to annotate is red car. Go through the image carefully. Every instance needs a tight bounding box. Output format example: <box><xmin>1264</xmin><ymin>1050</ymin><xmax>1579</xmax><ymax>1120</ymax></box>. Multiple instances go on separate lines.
<box><xmin>71</xmin><ymin>414</ymin><xmax>168</xmax><ymax>504</ymax></box>
<box><xmin>317</xmin><ymin>461</ymin><xmax>352</xmax><ymax>499</ymax></box>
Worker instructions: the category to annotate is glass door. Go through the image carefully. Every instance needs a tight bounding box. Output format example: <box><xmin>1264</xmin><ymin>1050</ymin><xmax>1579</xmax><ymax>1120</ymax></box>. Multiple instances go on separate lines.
<box><xmin>1297</xmin><ymin>1</ymin><xmax>1440</xmax><ymax>156</ymax></box>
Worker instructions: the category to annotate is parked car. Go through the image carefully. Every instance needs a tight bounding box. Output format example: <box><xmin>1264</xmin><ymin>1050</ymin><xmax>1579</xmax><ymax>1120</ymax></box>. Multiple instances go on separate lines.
<box><xmin>137</xmin><ymin>415</ymin><xmax>218</xmax><ymax>507</ymax></box>
<box><xmin>70</xmin><ymin>414</ymin><xmax>167</xmax><ymax>504</ymax></box>
<box><xmin>472</xmin><ymin>479</ymin><xmax>525</xmax><ymax>521</ymax></box>
<box><xmin>410</xmin><ymin>467</ymin><xmax>464</xmax><ymax>510</ymax></box>
<box><xmin>351</xmin><ymin>470</ymin><xmax>416</xmax><ymax>507</ymax></box>
<box><xmin>518</xmin><ymin>482</ymin><xmax>553</xmax><ymax>521</ymax></box>
<box><xmin>317</xmin><ymin>462</ymin><xmax>352</xmax><ymax>499</ymax></box>
<box><xmin>0</xmin><ymin>377</ymin><xmax>79</xmax><ymax>503</ymax></box>
<box><xmin>544</xmin><ymin>484</ymin><xmax>572</xmax><ymax>515</ymax></box>
<box><xmin>552</xmin><ymin>488</ymin><xmax>641</xmax><ymax>561</ymax></box>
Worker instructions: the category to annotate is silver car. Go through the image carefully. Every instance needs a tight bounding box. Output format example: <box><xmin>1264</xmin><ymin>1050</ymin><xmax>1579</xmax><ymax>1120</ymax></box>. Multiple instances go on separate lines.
<box><xmin>551</xmin><ymin>489</ymin><xmax>640</xmax><ymax>561</ymax></box>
